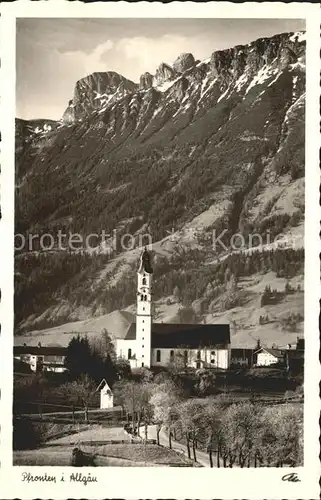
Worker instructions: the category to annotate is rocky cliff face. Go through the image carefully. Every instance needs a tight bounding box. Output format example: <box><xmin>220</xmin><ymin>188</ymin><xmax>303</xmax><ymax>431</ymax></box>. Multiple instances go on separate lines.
<box><xmin>173</xmin><ymin>52</ymin><xmax>195</xmax><ymax>73</ymax></box>
<box><xmin>62</xmin><ymin>71</ymin><xmax>137</xmax><ymax>122</ymax></box>
<box><xmin>15</xmin><ymin>31</ymin><xmax>305</xmax><ymax>333</ymax></box>
<box><xmin>139</xmin><ymin>72</ymin><xmax>154</xmax><ymax>90</ymax></box>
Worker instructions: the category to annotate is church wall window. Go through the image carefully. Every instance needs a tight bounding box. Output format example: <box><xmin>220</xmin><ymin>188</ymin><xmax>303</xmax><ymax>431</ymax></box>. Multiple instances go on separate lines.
<box><xmin>170</xmin><ymin>350</ymin><xmax>174</xmax><ymax>362</ymax></box>
<box><xmin>197</xmin><ymin>350</ymin><xmax>201</xmax><ymax>360</ymax></box>
<box><xmin>141</xmin><ymin>295</ymin><xmax>144</xmax><ymax>301</ymax></box>
<box><xmin>128</xmin><ymin>348</ymin><xmax>132</xmax><ymax>360</ymax></box>
<box><xmin>156</xmin><ymin>350</ymin><xmax>161</xmax><ymax>362</ymax></box>
<box><xmin>142</xmin><ymin>278</ymin><xmax>146</xmax><ymax>285</ymax></box>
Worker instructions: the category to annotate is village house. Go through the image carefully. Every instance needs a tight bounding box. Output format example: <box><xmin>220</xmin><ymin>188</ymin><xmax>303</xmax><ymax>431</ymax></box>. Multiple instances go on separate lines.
<box><xmin>96</xmin><ymin>379</ymin><xmax>114</xmax><ymax>409</ymax></box>
<box><xmin>116</xmin><ymin>248</ymin><xmax>231</xmax><ymax>369</ymax></box>
<box><xmin>255</xmin><ymin>347</ymin><xmax>285</xmax><ymax>367</ymax></box>
<box><xmin>14</xmin><ymin>344</ymin><xmax>67</xmax><ymax>373</ymax></box>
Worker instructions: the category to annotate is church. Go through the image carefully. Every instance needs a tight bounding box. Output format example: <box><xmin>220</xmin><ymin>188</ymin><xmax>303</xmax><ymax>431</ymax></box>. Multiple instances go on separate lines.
<box><xmin>116</xmin><ymin>248</ymin><xmax>231</xmax><ymax>370</ymax></box>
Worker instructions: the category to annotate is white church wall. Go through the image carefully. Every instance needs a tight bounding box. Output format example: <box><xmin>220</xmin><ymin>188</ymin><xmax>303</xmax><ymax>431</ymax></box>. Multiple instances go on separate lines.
<box><xmin>116</xmin><ymin>339</ymin><xmax>137</xmax><ymax>361</ymax></box>
<box><xmin>151</xmin><ymin>346</ymin><xmax>230</xmax><ymax>369</ymax></box>
<box><xmin>188</xmin><ymin>348</ymin><xmax>229</xmax><ymax>369</ymax></box>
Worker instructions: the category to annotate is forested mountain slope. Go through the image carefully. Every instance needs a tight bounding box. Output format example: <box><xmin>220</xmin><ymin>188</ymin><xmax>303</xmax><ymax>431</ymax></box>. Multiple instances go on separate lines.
<box><xmin>15</xmin><ymin>31</ymin><xmax>305</xmax><ymax>346</ymax></box>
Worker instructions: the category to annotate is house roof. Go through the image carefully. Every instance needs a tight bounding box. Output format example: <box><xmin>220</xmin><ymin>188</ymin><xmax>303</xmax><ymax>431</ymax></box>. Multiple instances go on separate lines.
<box><xmin>256</xmin><ymin>347</ymin><xmax>284</xmax><ymax>358</ymax></box>
<box><xmin>124</xmin><ymin>322</ymin><xmax>230</xmax><ymax>348</ymax></box>
<box><xmin>96</xmin><ymin>378</ymin><xmax>112</xmax><ymax>392</ymax></box>
<box><xmin>14</xmin><ymin>345</ymin><xmax>67</xmax><ymax>356</ymax></box>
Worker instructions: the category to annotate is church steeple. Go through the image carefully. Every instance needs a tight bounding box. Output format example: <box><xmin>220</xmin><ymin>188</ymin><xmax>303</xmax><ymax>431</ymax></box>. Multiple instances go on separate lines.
<box><xmin>136</xmin><ymin>248</ymin><xmax>153</xmax><ymax>368</ymax></box>
<box><xmin>138</xmin><ymin>247</ymin><xmax>153</xmax><ymax>274</ymax></box>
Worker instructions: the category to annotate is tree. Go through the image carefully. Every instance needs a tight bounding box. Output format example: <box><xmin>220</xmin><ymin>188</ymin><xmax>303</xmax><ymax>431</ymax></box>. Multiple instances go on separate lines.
<box><xmin>202</xmin><ymin>397</ymin><xmax>225</xmax><ymax>468</ymax></box>
<box><xmin>173</xmin><ymin>286</ymin><xmax>181</xmax><ymax>302</ymax></box>
<box><xmin>90</xmin><ymin>329</ymin><xmax>116</xmax><ymax>362</ymax></box>
<box><xmin>114</xmin><ymin>357</ymin><xmax>131</xmax><ymax>380</ymax></box>
<box><xmin>196</xmin><ymin>369</ymin><xmax>216</xmax><ymax>396</ymax></box>
<box><xmin>136</xmin><ymin>381</ymin><xmax>155</xmax><ymax>439</ymax></box>
<box><xmin>260</xmin><ymin>405</ymin><xmax>303</xmax><ymax>467</ymax></box>
<box><xmin>168</xmin><ymin>347</ymin><xmax>189</xmax><ymax>373</ymax></box>
<box><xmin>14</xmin><ymin>373</ymin><xmax>50</xmax><ymax>415</ymax></box>
<box><xmin>222</xmin><ymin>402</ymin><xmax>263</xmax><ymax>468</ymax></box>
<box><xmin>60</xmin><ymin>374</ymin><xmax>96</xmax><ymax>423</ymax></box>
<box><xmin>64</xmin><ymin>334</ymin><xmax>117</xmax><ymax>385</ymax></box>
<box><xmin>150</xmin><ymin>380</ymin><xmax>182</xmax><ymax>446</ymax></box>
<box><xmin>113</xmin><ymin>380</ymin><xmax>154</xmax><ymax>436</ymax></box>
<box><xmin>176</xmin><ymin>399</ymin><xmax>206</xmax><ymax>462</ymax></box>
<box><xmin>64</xmin><ymin>335</ymin><xmax>92</xmax><ymax>380</ymax></box>
<box><xmin>113</xmin><ymin>380</ymin><xmax>139</xmax><ymax>432</ymax></box>
<box><xmin>178</xmin><ymin>306</ymin><xmax>199</xmax><ymax>324</ymax></box>
<box><xmin>260</xmin><ymin>284</ymin><xmax>272</xmax><ymax>306</ymax></box>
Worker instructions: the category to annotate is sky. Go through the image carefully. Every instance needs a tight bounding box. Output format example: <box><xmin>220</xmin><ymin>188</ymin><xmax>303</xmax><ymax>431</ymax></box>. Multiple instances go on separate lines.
<box><xmin>16</xmin><ymin>18</ymin><xmax>305</xmax><ymax>120</ymax></box>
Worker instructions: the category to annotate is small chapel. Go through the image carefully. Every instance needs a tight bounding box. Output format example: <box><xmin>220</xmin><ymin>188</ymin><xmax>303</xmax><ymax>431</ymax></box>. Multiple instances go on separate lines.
<box><xmin>116</xmin><ymin>248</ymin><xmax>231</xmax><ymax>370</ymax></box>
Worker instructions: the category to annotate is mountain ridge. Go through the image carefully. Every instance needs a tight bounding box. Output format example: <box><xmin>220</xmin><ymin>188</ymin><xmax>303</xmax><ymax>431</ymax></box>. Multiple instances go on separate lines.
<box><xmin>15</xmin><ymin>30</ymin><xmax>305</xmax><ymax>345</ymax></box>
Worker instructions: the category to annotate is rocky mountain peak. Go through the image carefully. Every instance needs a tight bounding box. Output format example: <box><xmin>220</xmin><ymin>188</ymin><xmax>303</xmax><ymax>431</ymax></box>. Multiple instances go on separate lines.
<box><xmin>173</xmin><ymin>52</ymin><xmax>195</xmax><ymax>73</ymax></box>
<box><xmin>62</xmin><ymin>71</ymin><xmax>138</xmax><ymax>122</ymax></box>
<box><xmin>154</xmin><ymin>62</ymin><xmax>176</xmax><ymax>85</ymax></box>
<box><xmin>139</xmin><ymin>71</ymin><xmax>153</xmax><ymax>90</ymax></box>
<box><xmin>16</xmin><ymin>30</ymin><xmax>305</xmax><ymax>337</ymax></box>
<box><xmin>209</xmin><ymin>31</ymin><xmax>305</xmax><ymax>84</ymax></box>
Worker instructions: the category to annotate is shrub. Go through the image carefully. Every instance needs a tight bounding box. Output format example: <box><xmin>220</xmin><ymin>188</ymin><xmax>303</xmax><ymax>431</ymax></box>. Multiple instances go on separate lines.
<box><xmin>13</xmin><ymin>419</ymin><xmax>43</xmax><ymax>450</ymax></box>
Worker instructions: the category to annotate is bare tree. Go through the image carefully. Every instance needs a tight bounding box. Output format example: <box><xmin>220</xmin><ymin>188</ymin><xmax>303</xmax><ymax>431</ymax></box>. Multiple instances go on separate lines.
<box><xmin>114</xmin><ymin>379</ymin><xmax>155</xmax><ymax>437</ymax></box>
<box><xmin>90</xmin><ymin>328</ymin><xmax>116</xmax><ymax>362</ymax></box>
<box><xmin>260</xmin><ymin>404</ymin><xmax>303</xmax><ymax>467</ymax></box>
<box><xmin>176</xmin><ymin>399</ymin><xmax>206</xmax><ymax>462</ymax></box>
<box><xmin>60</xmin><ymin>374</ymin><xmax>96</xmax><ymax>423</ymax></box>
<box><xmin>202</xmin><ymin>397</ymin><xmax>225</xmax><ymax>468</ymax></box>
<box><xmin>150</xmin><ymin>380</ymin><xmax>181</xmax><ymax>447</ymax></box>
<box><xmin>113</xmin><ymin>380</ymin><xmax>139</xmax><ymax>433</ymax></box>
<box><xmin>222</xmin><ymin>402</ymin><xmax>263</xmax><ymax>467</ymax></box>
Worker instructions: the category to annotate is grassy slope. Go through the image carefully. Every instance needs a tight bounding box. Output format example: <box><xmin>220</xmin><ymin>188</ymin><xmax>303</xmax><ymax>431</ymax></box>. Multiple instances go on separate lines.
<box><xmin>14</xmin><ymin>423</ymin><xmax>193</xmax><ymax>466</ymax></box>
<box><xmin>15</xmin><ymin>270</ymin><xmax>304</xmax><ymax>349</ymax></box>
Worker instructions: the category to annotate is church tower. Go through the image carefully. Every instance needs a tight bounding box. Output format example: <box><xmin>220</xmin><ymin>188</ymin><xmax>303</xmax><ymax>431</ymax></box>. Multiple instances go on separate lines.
<box><xmin>136</xmin><ymin>248</ymin><xmax>153</xmax><ymax>368</ymax></box>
